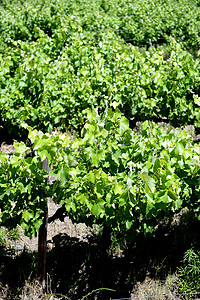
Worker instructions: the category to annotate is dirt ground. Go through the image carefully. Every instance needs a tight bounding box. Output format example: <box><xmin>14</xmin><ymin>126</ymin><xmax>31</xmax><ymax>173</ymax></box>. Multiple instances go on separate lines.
<box><xmin>10</xmin><ymin>198</ymin><xmax>94</xmax><ymax>253</ymax></box>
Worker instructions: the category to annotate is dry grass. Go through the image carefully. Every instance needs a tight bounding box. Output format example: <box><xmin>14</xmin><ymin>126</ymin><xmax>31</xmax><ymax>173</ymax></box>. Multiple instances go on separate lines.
<box><xmin>1</xmin><ymin>275</ymin><xmax>199</xmax><ymax>300</ymax></box>
<box><xmin>0</xmin><ymin>283</ymin><xmax>10</xmax><ymax>299</ymax></box>
<box><xmin>19</xmin><ymin>278</ymin><xmax>61</xmax><ymax>300</ymax></box>
<box><xmin>0</xmin><ymin>278</ymin><xmax>63</xmax><ymax>300</ymax></box>
<box><xmin>131</xmin><ymin>275</ymin><xmax>180</xmax><ymax>300</ymax></box>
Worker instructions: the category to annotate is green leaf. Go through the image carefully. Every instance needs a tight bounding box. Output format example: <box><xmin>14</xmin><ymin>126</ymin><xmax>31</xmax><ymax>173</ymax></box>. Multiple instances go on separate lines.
<box><xmin>87</xmin><ymin>171</ymin><xmax>96</xmax><ymax>183</ymax></box>
<box><xmin>80</xmin><ymin>68</ymin><xmax>89</xmax><ymax>76</ymax></box>
<box><xmin>59</xmin><ymin>166</ymin><xmax>68</xmax><ymax>186</ymax></box>
<box><xmin>91</xmin><ymin>149</ymin><xmax>105</xmax><ymax>167</ymax></box>
<box><xmin>34</xmin><ymin>219</ymin><xmax>43</xmax><ymax>232</ymax></box>
<box><xmin>91</xmin><ymin>201</ymin><xmax>105</xmax><ymax>217</ymax></box>
<box><xmin>142</xmin><ymin>121</ymin><xmax>149</xmax><ymax>130</ymax></box>
<box><xmin>112</xmin><ymin>150</ymin><xmax>121</xmax><ymax>165</ymax></box>
<box><xmin>175</xmin><ymin>142</ymin><xmax>185</xmax><ymax>155</ymax></box>
<box><xmin>126</xmin><ymin>220</ymin><xmax>133</xmax><ymax>230</ymax></box>
<box><xmin>77</xmin><ymin>194</ymin><xmax>87</xmax><ymax>204</ymax></box>
<box><xmin>194</xmin><ymin>95</ymin><xmax>200</xmax><ymax>106</ymax></box>
<box><xmin>119</xmin><ymin>117</ymin><xmax>129</xmax><ymax>133</ymax></box>
<box><xmin>22</xmin><ymin>210</ymin><xmax>33</xmax><ymax>222</ymax></box>
<box><xmin>28</xmin><ymin>129</ymin><xmax>41</xmax><ymax>143</ymax></box>
<box><xmin>140</xmin><ymin>173</ymin><xmax>156</xmax><ymax>193</ymax></box>
<box><xmin>13</xmin><ymin>142</ymin><xmax>28</xmax><ymax>154</ymax></box>
<box><xmin>114</xmin><ymin>182</ymin><xmax>124</xmax><ymax>195</ymax></box>
<box><xmin>158</xmin><ymin>192</ymin><xmax>171</xmax><ymax>204</ymax></box>
<box><xmin>175</xmin><ymin>198</ymin><xmax>183</xmax><ymax>210</ymax></box>
<box><xmin>39</xmin><ymin>150</ymin><xmax>51</xmax><ymax>162</ymax></box>
<box><xmin>95</xmin><ymin>182</ymin><xmax>104</xmax><ymax>196</ymax></box>
<box><xmin>146</xmin><ymin>193</ymin><xmax>155</xmax><ymax>215</ymax></box>
<box><xmin>168</xmin><ymin>189</ymin><xmax>177</xmax><ymax>200</ymax></box>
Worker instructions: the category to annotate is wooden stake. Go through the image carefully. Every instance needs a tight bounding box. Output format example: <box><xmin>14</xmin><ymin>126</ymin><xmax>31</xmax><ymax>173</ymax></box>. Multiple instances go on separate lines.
<box><xmin>37</xmin><ymin>158</ymin><xmax>49</xmax><ymax>287</ymax></box>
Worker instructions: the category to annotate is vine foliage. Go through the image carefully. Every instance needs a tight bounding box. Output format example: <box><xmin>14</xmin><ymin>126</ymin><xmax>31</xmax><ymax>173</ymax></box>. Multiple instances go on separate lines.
<box><xmin>1</xmin><ymin>110</ymin><xmax>200</xmax><ymax>240</ymax></box>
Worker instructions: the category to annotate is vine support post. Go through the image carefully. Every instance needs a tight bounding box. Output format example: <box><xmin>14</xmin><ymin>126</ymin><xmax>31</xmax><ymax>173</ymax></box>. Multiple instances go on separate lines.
<box><xmin>37</xmin><ymin>158</ymin><xmax>49</xmax><ymax>288</ymax></box>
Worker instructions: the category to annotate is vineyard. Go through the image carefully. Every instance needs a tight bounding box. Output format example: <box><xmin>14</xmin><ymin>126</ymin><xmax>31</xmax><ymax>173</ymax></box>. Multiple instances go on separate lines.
<box><xmin>1</xmin><ymin>0</ymin><xmax>200</xmax><ymax>298</ymax></box>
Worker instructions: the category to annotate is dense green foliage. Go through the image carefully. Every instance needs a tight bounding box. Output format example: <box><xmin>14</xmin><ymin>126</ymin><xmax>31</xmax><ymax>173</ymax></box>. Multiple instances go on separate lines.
<box><xmin>1</xmin><ymin>0</ymin><xmax>200</xmax><ymax>49</ymax></box>
<box><xmin>1</xmin><ymin>0</ymin><xmax>200</xmax><ymax>134</ymax></box>
<box><xmin>1</xmin><ymin>111</ymin><xmax>200</xmax><ymax>239</ymax></box>
<box><xmin>51</xmin><ymin>110</ymin><xmax>200</xmax><ymax>239</ymax></box>
<box><xmin>1</xmin><ymin>0</ymin><xmax>200</xmax><ymax>245</ymax></box>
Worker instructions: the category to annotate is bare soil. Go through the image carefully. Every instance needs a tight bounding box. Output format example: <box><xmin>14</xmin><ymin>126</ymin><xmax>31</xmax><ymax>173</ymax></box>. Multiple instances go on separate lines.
<box><xmin>10</xmin><ymin>199</ymin><xmax>94</xmax><ymax>253</ymax></box>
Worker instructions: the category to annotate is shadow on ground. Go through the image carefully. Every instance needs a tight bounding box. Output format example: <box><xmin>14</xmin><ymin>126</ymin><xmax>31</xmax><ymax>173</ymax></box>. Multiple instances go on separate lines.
<box><xmin>1</xmin><ymin>210</ymin><xmax>200</xmax><ymax>299</ymax></box>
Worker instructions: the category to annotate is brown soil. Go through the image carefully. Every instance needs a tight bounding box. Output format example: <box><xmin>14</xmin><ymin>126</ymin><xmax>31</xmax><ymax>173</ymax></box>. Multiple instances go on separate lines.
<box><xmin>10</xmin><ymin>199</ymin><xmax>94</xmax><ymax>253</ymax></box>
